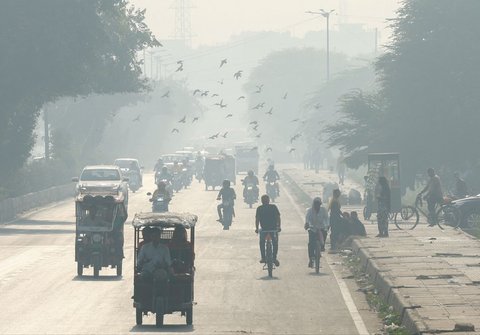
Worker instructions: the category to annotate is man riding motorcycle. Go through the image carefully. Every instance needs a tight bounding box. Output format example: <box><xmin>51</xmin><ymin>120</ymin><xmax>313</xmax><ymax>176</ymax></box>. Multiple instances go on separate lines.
<box><xmin>157</xmin><ymin>166</ymin><xmax>173</xmax><ymax>183</ymax></box>
<box><xmin>263</xmin><ymin>164</ymin><xmax>280</xmax><ymax>196</ymax></box>
<box><xmin>150</xmin><ymin>181</ymin><xmax>172</xmax><ymax>212</ymax></box>
<box><xmin>216</xmin><ymin>179</ymin><xmax>236</xmax><ymax>222</ymax></box>
<box><xmin>242</xmin><ymin>170</ymin><xmax>259</xmax><ymax>200</ymax></box>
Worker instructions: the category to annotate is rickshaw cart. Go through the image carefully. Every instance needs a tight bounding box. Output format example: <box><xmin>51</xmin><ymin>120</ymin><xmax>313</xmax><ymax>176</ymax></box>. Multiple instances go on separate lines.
<box><xmin>203</xmin><ymin>155</ymin><xmax>226</xmax><ymax>190</ymax></box>
<box><xmin>75</xmin><ymin>194</ymin><xmax>127</xmax><ymax>277</ymax></box>
<box><xmin>364</xmin><ymin>153</ymin><xmax>401</xmax><ymax>218</ymax></box>
<box><xmin>132</xmin><ymin>212</ymin><xmax>197</xmax><ymax>327</ymax></box>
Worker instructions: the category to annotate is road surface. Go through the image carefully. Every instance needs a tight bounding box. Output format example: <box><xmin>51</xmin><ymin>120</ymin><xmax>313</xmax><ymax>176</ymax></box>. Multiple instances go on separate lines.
<box><xmin>0</xmin><ymin>173</ymin><xmax>380</xmax><ymax>334</ymax></box>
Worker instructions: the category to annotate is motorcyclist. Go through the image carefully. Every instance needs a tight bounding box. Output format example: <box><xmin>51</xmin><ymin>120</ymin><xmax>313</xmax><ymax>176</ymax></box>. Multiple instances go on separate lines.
<box><xmin>216</xmin><ymin>179</ymin><xmax>236</xmax><ymax>222</ymax></box>
<box><xmin>154</xmin><ymin>158</ymin><xmax>164</xmax><ymax>174</ymax></box>
<box><xmin>242</xmin><ymin>170</ymin><xmax>259</xmax><ymax>200</ymax></box>
<box><xmin>151</xmin><ymin>181</ymin><xmax>172</xmax><ymax>203</ymax></box>
<box><xmin>263</xmin><ymin>164</ymin><xmax>280</xmax><ymax>196</ymax></box>
<box><xmin>157</xmin><ymin>166</ymin><xmax>173</xmax><ymax>183</ymax></box>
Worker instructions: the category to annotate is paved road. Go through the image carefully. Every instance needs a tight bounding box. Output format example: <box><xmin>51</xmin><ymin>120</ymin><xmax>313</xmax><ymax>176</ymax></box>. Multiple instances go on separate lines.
<box><xmin>0</xmin><ymin>173</ymin><xmax>379</xmax><ymax>334</ymax></box>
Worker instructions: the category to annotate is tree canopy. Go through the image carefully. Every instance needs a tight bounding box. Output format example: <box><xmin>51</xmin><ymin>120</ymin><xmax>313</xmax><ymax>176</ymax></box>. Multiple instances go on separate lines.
<box><xmin>0</xmin><ymin>0</ymin><xmax>158</xmax><ymax>187</ymax></box>
<box><xmin>325</xmin><ymin>0</ymin><xmax>480</xmax><ymax>190</ymax></box>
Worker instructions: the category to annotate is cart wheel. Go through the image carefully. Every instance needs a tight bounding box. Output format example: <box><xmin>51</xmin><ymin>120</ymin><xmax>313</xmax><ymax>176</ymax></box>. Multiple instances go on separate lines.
<box><xmin>186</xmin><ymin>306</ymin><xmax>193</xmax><ymax>325</ymax></box>
<box><xmin>136</xmin><ymin>307</ymin><xmax>143</xmax><ymax>326</ymax></box>
<box><xmin>155</xmin><ymin>298</ymin><xmax>164</xmax><ymax>327</ymax></box>
<box><xmin>116</xmin><ymin>260</ymin><xmax>122</xmax><ymax>277</ymax></box>
<box><xmin>77</xmin><ymin>262</ymin><xmax>83</xmax><ymax>276</ymax></box>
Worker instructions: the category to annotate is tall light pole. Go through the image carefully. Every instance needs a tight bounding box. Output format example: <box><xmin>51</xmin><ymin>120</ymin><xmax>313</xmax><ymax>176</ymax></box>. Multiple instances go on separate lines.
<box><xmin>306</xmin><ymin>9</ymin><xmax>335</xmax><ymax>81</ymax></box>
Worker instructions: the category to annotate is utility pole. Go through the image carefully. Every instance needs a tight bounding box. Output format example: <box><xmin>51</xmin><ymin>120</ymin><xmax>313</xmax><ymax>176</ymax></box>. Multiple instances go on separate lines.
<box><xmin>43</xmin><ymin>109</ymin><xmax>50</xmax><ymax>161</ymax></box>
<box><xmin>306</xmin><ymin>9</ymin><xmax>335</xmax><ymax>81</ymax></box>
<box><xmin>374</xmin><ymin>27</ymin><xmax>379</xmax><ymax>54</ymax></box>
<box><xmin>172</xmin><ymin>0</ymin><xmax>193</xmax><ymax>47</ymax></box>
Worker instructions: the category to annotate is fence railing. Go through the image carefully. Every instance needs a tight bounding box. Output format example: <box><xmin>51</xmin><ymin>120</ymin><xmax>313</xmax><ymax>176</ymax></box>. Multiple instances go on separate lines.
<box><xmin>0</xmin><ymin>184</ymin><xmax>74</xmax><ymax>223</ymax></box>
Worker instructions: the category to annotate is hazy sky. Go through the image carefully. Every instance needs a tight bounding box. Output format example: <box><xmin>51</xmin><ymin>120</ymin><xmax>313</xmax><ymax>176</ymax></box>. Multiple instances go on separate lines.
<box><xmin>132</xmin><ymin>0</ymin><xmax>401</xmax><ymax>47</ymax></box>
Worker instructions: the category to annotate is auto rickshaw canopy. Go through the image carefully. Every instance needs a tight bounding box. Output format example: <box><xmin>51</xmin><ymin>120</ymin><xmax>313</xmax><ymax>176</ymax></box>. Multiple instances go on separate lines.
<box><xmin>132</xmin><ymin>212</ymin><xmax>198</xmax><ymax>229</ymax></box>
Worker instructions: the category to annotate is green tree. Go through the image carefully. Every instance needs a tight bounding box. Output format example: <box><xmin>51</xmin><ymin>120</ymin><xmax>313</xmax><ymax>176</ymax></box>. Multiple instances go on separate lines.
<box><xmin>325</xmin><ymin>0</ymin><xmax>480</xmax><ymax>190</ymax></box>
<box><xmin>0</xmin><ymin>0</ymin><xmax>158</xmax><ymax>187</ymax></box>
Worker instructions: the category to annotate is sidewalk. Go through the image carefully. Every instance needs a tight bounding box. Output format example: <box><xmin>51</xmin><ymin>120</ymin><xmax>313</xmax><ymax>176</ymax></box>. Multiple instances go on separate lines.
<box><xmin>282</xmin><ymin>165</ymin><xmax>480</xmax><ymax>335</ymax></box>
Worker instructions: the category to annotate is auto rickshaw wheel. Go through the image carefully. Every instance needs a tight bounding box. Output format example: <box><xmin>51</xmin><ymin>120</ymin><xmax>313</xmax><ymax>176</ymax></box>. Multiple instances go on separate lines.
<box><xmin>186</xmin><ymin>306</ymin><xmax>193</xmax><ymax>325</ymax></box>
<box><xmin>155</xmin><ymin>298</ymin><xmax>164</xmax><ymax>327</ymax></box>
<box><xmin>135</xmin><ymin>307</ymin><xmax>143</xmax><ymax>325</ymax></box>
<box><xmin>77</xmin><ymin>262</ymin><xmax>83</xmax><ymax>276</ymax></box>
<box><xmin>116</xmin><ymin>260</ymin><xmax>122</xmax><ymax>276</ymax></box>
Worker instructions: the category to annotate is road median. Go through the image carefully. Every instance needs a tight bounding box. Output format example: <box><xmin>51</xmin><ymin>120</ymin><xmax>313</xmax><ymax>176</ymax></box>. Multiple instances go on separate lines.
<box><xmin>282</xmin><ymin>165</ymin><xmax>480</xmax><ymax>335</ymax></box>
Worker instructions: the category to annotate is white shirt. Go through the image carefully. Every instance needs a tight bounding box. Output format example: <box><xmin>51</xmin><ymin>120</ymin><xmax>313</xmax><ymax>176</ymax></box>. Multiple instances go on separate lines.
<box><xmin>305</xmin><ymin>207</ymin><xmax>329</xmax><ymax>231</ymax></box>
<box><xmin>137</xmin><ymin>242</ymin><xmax>172</xmax><ymax>273</ymax></box>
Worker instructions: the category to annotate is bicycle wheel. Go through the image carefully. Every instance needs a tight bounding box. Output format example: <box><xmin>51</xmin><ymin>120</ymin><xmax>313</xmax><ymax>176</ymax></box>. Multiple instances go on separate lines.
<box><xmin>394</xmin><ymin>206</ymin><xmax>419</xmax><ymax>230</ymax></box>
<box><xmin>315</xmin><ymin>240</ymin><xmax>321</xmax><ymax>274</ymax></box>
<box><xmin>436</xmin><ymin>205</ymin><xmax>459</xmax><ymax>230</ymax></box>
<box><xmin>266</xmin><ymin>240</ymin><xmax>273</xmax><ymax>278</ymax></box>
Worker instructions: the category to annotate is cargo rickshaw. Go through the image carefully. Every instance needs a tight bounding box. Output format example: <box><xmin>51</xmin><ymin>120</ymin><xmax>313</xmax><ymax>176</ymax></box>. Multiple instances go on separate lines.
<box><xmin>132</xmin><ymin>212</ymin><xmax>197</xmax><ymax>327</ymax></box>
<box><xmin>203</xmin><ymin>155</ymin><xmax>226</xmax><ymax>190</ymax></box>
<box><xmin>75</xmin><ymin>194</ymin><xmax>127</xmax><ymax>277</ymax></box>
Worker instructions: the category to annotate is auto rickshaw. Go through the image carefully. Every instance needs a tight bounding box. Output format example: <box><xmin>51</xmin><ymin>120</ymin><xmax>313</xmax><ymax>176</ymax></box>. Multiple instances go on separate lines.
<box><xmin>203</xmin><ymin>155</ymin><xmax>226</xmax><ymax>190</ymax></box>
<box><xmin>75</xmin><ymin>194</ymin><xmax>127</xmax><ymax>277</ymax></box>
<box><xmin>132</xmin><ymin>212</ymin><xmax>197</xmax><ymax>327</ymax></box>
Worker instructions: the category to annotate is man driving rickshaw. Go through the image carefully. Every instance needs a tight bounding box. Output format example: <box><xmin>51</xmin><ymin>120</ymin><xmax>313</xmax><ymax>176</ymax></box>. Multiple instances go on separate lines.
<box><xmin>132</xmin><ymin>212</ymin><xmax>197</xmax><ymax>327</ymax></box>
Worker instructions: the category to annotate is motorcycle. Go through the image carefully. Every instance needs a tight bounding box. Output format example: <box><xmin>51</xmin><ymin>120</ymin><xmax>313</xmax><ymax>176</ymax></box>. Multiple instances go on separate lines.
<box><xmin>266</xmin><ymin>181</ymin><xmax>278</xmax><ymax>202</ymax></box>
<box><xmin>244</xmin><ymin>183</ymin><xmax>257</xmax><ymax>208</ymax></box>
<box><xmin>147</xmin><ymin>192</ymin><xmax>170</xmax><ymax>213</ymax></box>
<box><xmin>172</xmin><ymin>173</ymin><xmax>183</xmax><ymax>193</ymax></box>
<box><xmin>221</xmin><ymin>199</ymin><xmax>234</xmax><ymax>230</ymax></box>
<box><xmin>182</xmin><ymin>168</ymin><xmax>192</xmax><ymax>189</ymax></box>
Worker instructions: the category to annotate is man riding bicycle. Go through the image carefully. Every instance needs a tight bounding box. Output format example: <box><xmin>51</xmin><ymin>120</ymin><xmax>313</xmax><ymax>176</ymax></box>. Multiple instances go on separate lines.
<box><xmin>255</xmin><ymin>195</ymin><xmax>281</xmax><ymax>266</ymax></box>
<box><xmin>418</xmin><ymin>168</ymin><xmax>444</xmax><ymax>226</ymax></box>
<box><xmin>304</xmin><ymin>197</ymin><xmax>328</xmax><ymax>268</ymax></box>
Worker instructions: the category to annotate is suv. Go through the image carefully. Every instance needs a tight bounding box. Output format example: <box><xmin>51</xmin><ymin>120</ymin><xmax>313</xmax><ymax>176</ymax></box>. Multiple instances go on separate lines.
<box><xmin>73</xmin><ymin>165</ymin><xmax>129</xmax><ymax>205</ymax></box>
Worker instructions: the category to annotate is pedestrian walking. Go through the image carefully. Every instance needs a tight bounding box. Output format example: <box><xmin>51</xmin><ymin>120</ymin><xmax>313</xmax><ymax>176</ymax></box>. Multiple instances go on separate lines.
<box><xmin>376</xmin><ymin>176</ymin><xmax>391</xmax><ymax>237</ymax></box>
<box><xmin>328</xmin><ymin>189</ymin><xmax>343</xmax><ymax>250</ymax></box>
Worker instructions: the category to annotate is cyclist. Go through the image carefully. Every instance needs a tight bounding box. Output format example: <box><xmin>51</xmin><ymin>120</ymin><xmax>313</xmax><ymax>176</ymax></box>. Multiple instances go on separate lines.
<box><xmin>255</xmin><ymin>195</ymin><xmax>281</xmax><ymax>266</ymax></box>
<box><xmin>304</xmin><ymin>197</ymin><xmax>328</xmax><ymax>268</ymax></box>
<box><xmin>418</xmin><ymin>168</ymin><xmax>444</xmax><ymax>226</ymax></box>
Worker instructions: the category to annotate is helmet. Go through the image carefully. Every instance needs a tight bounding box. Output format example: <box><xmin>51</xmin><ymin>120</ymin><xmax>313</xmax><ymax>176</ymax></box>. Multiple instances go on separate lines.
<box><xmin>222</xmin><ymin>179</ymin><xmax>231</xmax><ymax>188</ymax></box>
<box><xmin>268</xmin><ymin>164</ymin><xmax>274</xmax><ymax>170</ymax></box>
<box><xmin>248</xmin><ymin>170</ymin><xmax>254</xmax><ymax>177</ymax></box>
<box><xmin>157</xmin><ymin>180</ymin><xmax>166</xmax><ymax>190</ymax></box>
<box><xmin>161</xmin><ymin>166</ymin><xmax>168</xmax><ymax>173</ymax></box>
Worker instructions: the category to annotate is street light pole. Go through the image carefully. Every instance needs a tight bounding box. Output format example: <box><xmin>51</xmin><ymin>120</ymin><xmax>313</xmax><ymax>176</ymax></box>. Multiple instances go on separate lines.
<box><xmin>306</xmin><ymin>9</ymin><xmax>335</xmax><ymax>81</ymax></box>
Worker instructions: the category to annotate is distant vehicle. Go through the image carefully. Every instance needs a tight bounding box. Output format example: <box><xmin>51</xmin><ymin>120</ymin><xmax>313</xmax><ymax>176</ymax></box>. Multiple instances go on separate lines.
<box><xmin>72</xmin><ymin>165</ymin><xmax>129</xmax><ymax>208</ymax></box>
<box><xmin>450</xmin><ymin>195</ymin><xmax>480</xmax><ymax>229</ymax></box>
<box><xmin>203</xmin><ymin>155</ymin><xmax>226</xmax><ymax>190</ymax></box>
<box><xmin>235</xmin><ymin>144</ymin><xmax>259</xmax><ymax>174</ymax></box>
<box><xmin>114</xmin><ymin>158</ymin><xmax>143</xmax><ymax>193</ymax></box>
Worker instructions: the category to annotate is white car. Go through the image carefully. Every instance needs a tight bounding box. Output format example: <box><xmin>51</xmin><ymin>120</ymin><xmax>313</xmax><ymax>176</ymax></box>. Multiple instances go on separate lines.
<box><xmin>73</xmin><ymin>165</ymin><xmax>129</xmax><ymax>204</ymax></box>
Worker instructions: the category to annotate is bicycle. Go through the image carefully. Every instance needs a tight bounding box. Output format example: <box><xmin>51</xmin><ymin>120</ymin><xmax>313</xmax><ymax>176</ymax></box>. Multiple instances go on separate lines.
<box><xmin>308</xmin><ymin>229</ymin><xmax>323</xmax><ymax>274</ymax></box>
<box><xmin>261</xmin><ymin>230</ymin><xmax>278</xmax><ymax>278</ymax></box>
<box><xmin>412</xmin><ymin>195</ymin><xmax>459</xmax><ymax>229</ymax></box>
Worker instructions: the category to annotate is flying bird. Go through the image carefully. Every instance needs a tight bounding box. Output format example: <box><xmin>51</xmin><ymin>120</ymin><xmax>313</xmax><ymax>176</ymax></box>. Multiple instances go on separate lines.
<box><xmin>252</xmin><ymin>103</ymin><xmax>265</xmax><ymax>110</ymax></box>
<box><xmin>133</xmin><ymin>115</ymin><xmax>141</xmax><ymax>122</ymax></box>
<box><xmin>193</xmin><ymin>89</ymin><xmax>201</xmax><ymax>96</ymax></box>
<box><xmin>249</xmin><ymin>121</ymin><xmax>258</xmax><ymax>125</ymax></box>
<box><xmin>201</xmin><ymin>91</ymin><xmax>209</xmax><ymax>97</ymax></box>
<box><xmin>252</xmin><ymin>125</ymin><xmax>259</xmax><ymax>131</ymax></box>
<box><xmin>283</xmin><ymin>92</ymin><xmax>288</xmax><ymax>99</ymax></box>
<box><xmin>212</xmin><ymin>93</ymin><xmax>219</xmax><ymax>97</ymax></box>
<box><xmin>289</xmin><ymin>148</ymin><xmax>296</xmax><ymax>154</ymax></box>
<box><xmin>172</xmin><ymin>128</ymin><xmax>179</xmax><ymax>133</ymax></box>
<box><xmin>266</xmin><ymin>147</ymin><xmax>273</xmax><ymax>152</ymax></box>
<box><xmin>290</xmin><ymin>134</ymin><xmax>302</xmax><ymax>143</ymax></box>
<box><xmin>178</xmin><ymin>115</ymin><xmax>186</xmax><ymax>123</ymax></box>
<box><xmin>161</xmin><ymin>90</ymin><xmax>170</xmax><ymax>98</ymax></box>
<box><xmin>255</xmin><ymin>84</ymin><xmax>264</xmax><ymax>93</ymax></box>
<box><xmin>192</xmin><ymin>117</ymin><xmax>199</xmax><ymax>123</ymax></box>
<box><xmin>222</xmin><ymin>132</ymin><xmax>228</xmax><ymax>138</ymax></box>
<box><xmin>237</xmin><ymin>96</ymin><xmax>246</xmax><ymax>100</ymax></box>
<box><xmin>220</xmin><ymin>59</ymin><xmax>227</xmax><ymax>68</ymax></box>
<box><xmin>291</xmin><ymin>118</ymin><xmax>300</xmax><ymax>122</ymax></box>
<box><xmin>250</xmin><ymin>146</ymin><xmax>258</xmax><ymax>152</ymax></box>
<box><xmin>266</xmin><ymin>107</ymin><xmax>273</xmax><ymax>115</ymax></box>
<box><xmin>314</xmin><ymin>103</ymin><xmax>322</xmax><ymax>109</ymax></box>
<box><xmin>175</xmin><ymin>61</ymin><xmax>184</xmax><ymax>72</ymax></box>
<box><xmin>214</xmin><ymin>99</ymin><xmax>227</xmax><ymax>108</ymax></box>
<box><xmin>255</xmin><ymin>133</ymin><xmax>262</xmax><ymax>138</ymax></box>
<box><xmin>226</xmin><ymin>114</ymin><xmax>233</xmax><ymax>118</ymax></box>
<box><xmin>208</xmin><ymin>133</ymin><xmax>220</xmax><ymax>140</ymax></box>
<box><xmin>217</xmin><ymin>79</ymin><xmax>224</xmax><ymax>85</ymax></box>
<box><xmin>233</xmin><ymin>70</ymin><xmax>243</xmax><ymax>80</ymax></box>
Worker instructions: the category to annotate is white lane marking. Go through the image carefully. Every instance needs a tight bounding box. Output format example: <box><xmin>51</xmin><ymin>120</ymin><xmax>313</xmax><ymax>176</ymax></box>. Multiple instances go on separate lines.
<box><xmin>282</xmin><ymin>183</ymin><xmax>370</xmax><ymax>335</ymax></box>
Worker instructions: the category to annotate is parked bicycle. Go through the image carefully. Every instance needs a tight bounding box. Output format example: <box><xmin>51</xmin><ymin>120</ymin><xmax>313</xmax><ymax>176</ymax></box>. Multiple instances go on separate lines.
<box><xmin>412</xmin><ymin>195</ymin><xmax>459</xmax><ymax>229</ymax></box>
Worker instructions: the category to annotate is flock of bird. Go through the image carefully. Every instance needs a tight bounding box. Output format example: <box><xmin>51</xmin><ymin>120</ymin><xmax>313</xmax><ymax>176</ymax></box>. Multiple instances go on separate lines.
<box><xmin>131</xmin><ymin>55</ymin><xmax>304</xmax><ymax>155</ymax></box>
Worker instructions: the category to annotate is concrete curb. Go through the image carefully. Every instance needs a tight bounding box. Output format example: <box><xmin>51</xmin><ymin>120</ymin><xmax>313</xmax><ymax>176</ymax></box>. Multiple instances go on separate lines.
<box><xmin>0</xmin><ymin>184</ymin><xmax>74</xmax><ymax>223</ymax></box>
